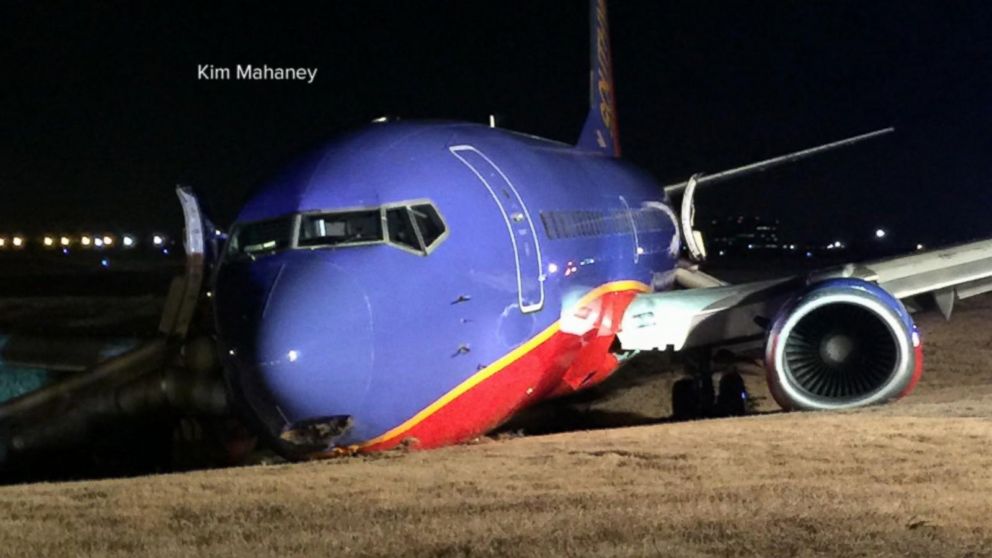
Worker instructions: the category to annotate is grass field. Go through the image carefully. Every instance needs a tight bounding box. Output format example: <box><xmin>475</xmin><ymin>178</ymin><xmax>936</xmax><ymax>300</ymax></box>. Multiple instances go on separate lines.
<box><xmin>1</xmin><ymin>296</ymin><xmax>991</xmax><ymax>557</ymax></box>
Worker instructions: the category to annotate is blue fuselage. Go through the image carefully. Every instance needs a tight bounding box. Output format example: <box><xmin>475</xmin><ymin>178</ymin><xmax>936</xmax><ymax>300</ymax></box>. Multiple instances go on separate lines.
<box><xmin>214</xmin><ymin>121</ymin><xmax>679</xmax><ymax>451</ymax></box>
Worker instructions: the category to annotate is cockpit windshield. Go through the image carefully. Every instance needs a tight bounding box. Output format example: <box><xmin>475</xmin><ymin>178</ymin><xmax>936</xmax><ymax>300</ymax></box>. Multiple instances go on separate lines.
<box><xmin>298</xmin><ymin>210</ymin><xmax>382</xmax><ymax>248</ymax></box>
<box><xmin>227</xmin><ymin>200</ymin><xmax>447</xmax><ymax>259</ymax></box>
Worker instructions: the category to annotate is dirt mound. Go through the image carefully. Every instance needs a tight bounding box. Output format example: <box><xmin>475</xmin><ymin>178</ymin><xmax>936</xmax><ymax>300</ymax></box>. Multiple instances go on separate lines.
<box><xmin>1</xmin><ymin>297</ymin><xmax>991</xmax><ymax>557</ymax></box>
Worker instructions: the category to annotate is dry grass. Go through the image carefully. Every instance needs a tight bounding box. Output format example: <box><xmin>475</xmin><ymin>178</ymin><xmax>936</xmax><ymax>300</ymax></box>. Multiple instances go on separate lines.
<box><xmin>2</xmin><ymin>297</ymin><xmax>992</xmax><ymax>557</ymax></box>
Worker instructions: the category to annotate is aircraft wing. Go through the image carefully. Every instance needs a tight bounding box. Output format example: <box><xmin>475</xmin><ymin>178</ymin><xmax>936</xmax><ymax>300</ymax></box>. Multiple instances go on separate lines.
<box><xmin>617</xmin><ymin>237</ymin><xmax>992</xmax><ymax>352</ymax></box>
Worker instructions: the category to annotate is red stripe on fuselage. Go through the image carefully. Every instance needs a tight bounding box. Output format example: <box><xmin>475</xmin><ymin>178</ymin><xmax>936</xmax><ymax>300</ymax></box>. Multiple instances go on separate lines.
<box><xmin>357</xmin><ymin>284</ymin><xmax>647</xmax><ymax>453</ymax></box>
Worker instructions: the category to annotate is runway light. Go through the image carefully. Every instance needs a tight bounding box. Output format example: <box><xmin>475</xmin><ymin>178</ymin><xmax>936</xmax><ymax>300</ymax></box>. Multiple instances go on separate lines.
<box><xmin>60</xmin><ymin>236</ymin><xmax>71</xmax><ymax>247</ymax></box>
<box><xmin>0</xmin><ymin>237</ymin><xmax>7</xmax><ymax>248</ymax></box>
<box><xmin>102</xmin><ymin>235</ymin><xmax>114</xmax><ymax>247</ymax></box>
<box><xmin>916</xmin><ymin>243</ymin><xmax>925</xmax><ymax>251</ymax></box>
<box><xmin>288</xmin><ymin>350</ymin><xmax>299</xmax><ymax>362</ymax></box>
<box><xmin>122</xmin><ymin>235</ymin><xmax>136</xmax><ymax>248</ymax></box>
<box><xmin>152</xmin><ymin>234</ymin><xmax>165</xmax><ymax>246</ymax></box>
<box><xmin>94</xmin><ymin>238</ymin><xmax>104</xmax><ymax>248</ymax></box>
<box><xmin>100</xmin><ymin>258</ymin><xmax>110</xmax><ymax>268</ymax></box>
<box><xmin>42</xmin><ymin>236</ymin><xmax>54</xmax><ymax>247</ymax></box>
<box><xmin>547</xmin><ymin>262</ymin><xmax>559</xmax><ymax>274</ymax></box>
<box><xmin>875</xmin><ymin>228</ymin><xmax>887</xmax><ymax>239</ymax></box>
<box><xmin>12</xmin><ymin>236</ymin><xmax>24</xmax><ymax>248</ymax></box>
<box><xmin>81</xmin><ymin>235</ymin><xmax>92</xmax><ymax>247</ymax></box>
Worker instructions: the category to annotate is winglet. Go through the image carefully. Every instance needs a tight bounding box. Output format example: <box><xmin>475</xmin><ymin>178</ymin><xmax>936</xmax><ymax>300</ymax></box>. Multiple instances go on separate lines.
<box><xmin>576</xmin><ymin>0</ymin><xmax>621</xmax><ymax>157</ymax></box>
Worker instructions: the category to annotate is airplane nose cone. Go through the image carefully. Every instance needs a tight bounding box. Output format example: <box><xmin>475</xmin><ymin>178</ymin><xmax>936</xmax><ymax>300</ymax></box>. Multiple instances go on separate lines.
<box><xmin>217</xmin><ymin>257</ymin><xmax>374</xmax><ymax>445</ymax></box>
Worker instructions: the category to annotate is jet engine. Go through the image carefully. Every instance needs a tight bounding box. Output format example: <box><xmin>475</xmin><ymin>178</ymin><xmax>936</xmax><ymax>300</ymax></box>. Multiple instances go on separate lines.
<box><xmin>765</xmin><ymin>278</ymin><xmax>922</xmax><ymax>411</ymax></box>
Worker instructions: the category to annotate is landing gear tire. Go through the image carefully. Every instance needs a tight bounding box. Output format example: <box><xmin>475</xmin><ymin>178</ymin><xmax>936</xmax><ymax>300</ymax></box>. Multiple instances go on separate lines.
<box><xmin>716</xmin><ymin>371</ymin><xmax>748</xmax><ymax>417</ymax></box>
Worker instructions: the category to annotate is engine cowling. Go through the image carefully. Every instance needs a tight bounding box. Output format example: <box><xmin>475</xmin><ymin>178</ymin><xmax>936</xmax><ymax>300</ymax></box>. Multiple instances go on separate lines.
<box><xmin>765</xmin><ymin>278</ymin><xmax>923</xmax><ymax>411</ymax></box>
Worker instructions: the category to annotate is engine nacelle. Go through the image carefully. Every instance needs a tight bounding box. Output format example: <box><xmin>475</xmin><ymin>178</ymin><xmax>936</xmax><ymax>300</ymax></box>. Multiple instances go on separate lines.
<box><xmin>765</xmin><ymin>278</ymin><xmax>923</xmax><ymax>411</ymax></box>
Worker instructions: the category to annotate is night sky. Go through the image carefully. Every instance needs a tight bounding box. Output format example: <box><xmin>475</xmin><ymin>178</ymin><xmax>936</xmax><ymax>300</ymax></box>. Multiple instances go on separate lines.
<box><xmin>2</xmin><ymin>1</ymin><xmax>991</xmax><ymax>250</ymax></box>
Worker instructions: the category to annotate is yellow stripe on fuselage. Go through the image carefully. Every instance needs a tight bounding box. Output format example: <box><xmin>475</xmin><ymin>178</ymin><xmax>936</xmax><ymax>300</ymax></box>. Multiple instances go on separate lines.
<box><xmin>359</xmin><ymin>279</ymin><xmax>651</xmax><ymax>449</ymax></box>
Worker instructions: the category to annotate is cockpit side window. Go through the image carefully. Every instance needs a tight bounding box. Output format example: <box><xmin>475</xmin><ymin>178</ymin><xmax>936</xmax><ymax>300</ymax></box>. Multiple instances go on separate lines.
<box><xmin>410</xmin><ymin>204</ymin><xmax>445</xmax><ymax>248</ymax></box>
<box><xmin>385</xmin><ymin>201</ymin><xmax>448</xmax><ymax>255</ymax></box>
<box><xmin>228</xmin><ymin>216</ymin><xmax>295</xmax><ymax>257</ymax></box>
<box><xmin>386</xmin><ymin>207</ymin><xmax>420</xmax><ymax>251</ymax></box>
<box><xmin>298</xmin><ymin>210</ymin><xmax>383</xmax><ymax>248</ymax></box>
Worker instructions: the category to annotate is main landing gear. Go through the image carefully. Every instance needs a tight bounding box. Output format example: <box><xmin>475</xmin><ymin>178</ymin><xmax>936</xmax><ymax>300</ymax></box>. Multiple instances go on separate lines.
<box><xmin>671</xmin><ymin>348</ymin><xmax>749</xmax><ymax>420</ymax></box>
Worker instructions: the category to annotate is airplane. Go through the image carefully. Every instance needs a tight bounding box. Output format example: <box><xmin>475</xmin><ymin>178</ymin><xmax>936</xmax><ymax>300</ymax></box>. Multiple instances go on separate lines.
<box><xmin>3</xmin><ymin>0</ymin><xmax>992</xmax><ymax>469</ymax></box>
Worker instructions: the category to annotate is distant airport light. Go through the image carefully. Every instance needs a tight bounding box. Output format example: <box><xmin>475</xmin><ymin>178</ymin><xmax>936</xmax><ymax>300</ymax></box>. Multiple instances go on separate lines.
<box><xmin>152</xmin><ymin>234</ymin><xmax>165</xmax><ymax>246</ymax></box>
<box><xmin>100</xmin><ymin>258</ymin><xmax>110</xmax><ymax>268</ymax></box>
<box><xmin>875</xmin><ymin>228</ymin><xmax>887</xmax><ymax>239</ymax></box>
<box><xmin>42</xmin><ymin>236</ymin><xmax>55</xmax><ymax>247</ymax></box>
<box><xmin>0</xmin><ymin>237</ymin><xmax>6</xmax><ymax>248</ymax></box>
<box><xmin>122</xmin><ymin>235</ymin><xmax>136</xmax><ymax>248</ymax></box>
<box><xmin>61</xmin><ymin>247</ymin><xmax>69</xmax><ymax>255</ymax></box>
<box><xmin>81</xmin><ymin>235</ymin><xmax>92</xmax><ymax>247</ymax></box>
<box><xmin>12</xmin><ymin>236</ymin><xmax>24</xmax><ymax>248</ymax></box>
<box><xmin>916</xmin><ymin>243</ymin><xmax>925</xmax><ymax>251</ymax></box>
<box><xmin>60</xmin><ymin>236</ymin><xmax>71</xmax><ymax>247</ymax></box>
<box><xmin>102</xmin><ymin>235</ymin><xmax>114</xmax><ymax>247</ymax></box>
<box><xmin>94</xmin><ymin>238</ymin><xmax>104</xmax><ymax>248</ymax></box>
<box><xmin>547</xmin><ymin>262</ymin><xmax>559</xmax><ymax>274</ymax></box>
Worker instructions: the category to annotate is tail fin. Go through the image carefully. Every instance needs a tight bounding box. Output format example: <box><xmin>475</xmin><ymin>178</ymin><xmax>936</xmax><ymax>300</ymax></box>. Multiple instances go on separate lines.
<box><xmin>576</xmin><ymin>0</ymin><xmax>621</xmax><ymax>157</ymax></box>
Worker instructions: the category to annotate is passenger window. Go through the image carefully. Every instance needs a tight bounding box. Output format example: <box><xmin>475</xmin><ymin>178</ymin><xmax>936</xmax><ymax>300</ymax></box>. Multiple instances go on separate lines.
<box><xmin>411</xmin><ymin>204</ymin><xmax>445</xmax><ymax>247</ymax></box>
<box><xmin>387</xmin><ymin>208</ymin><xmax>420</xmax><ymax>251</ymax></box>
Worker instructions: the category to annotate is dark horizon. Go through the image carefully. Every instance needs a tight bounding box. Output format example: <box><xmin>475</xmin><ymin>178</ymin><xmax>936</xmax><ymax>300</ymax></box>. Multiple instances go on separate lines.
<box><xmin>2</xmin><ymin>1</ymin><xmax>991</xmax><ymax>250</ymax></box>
